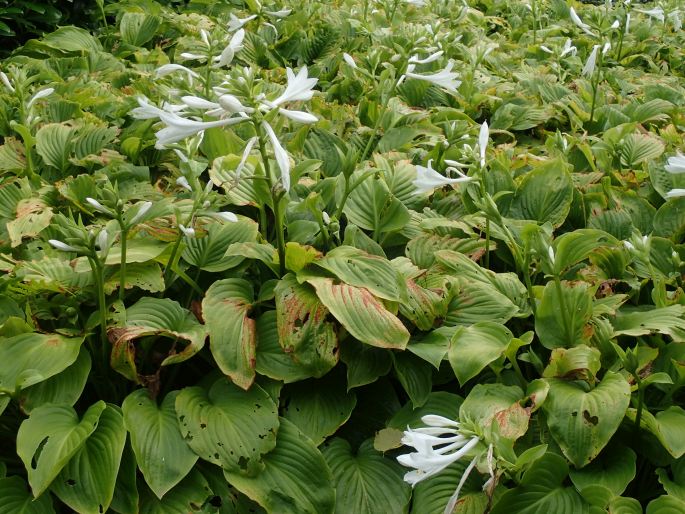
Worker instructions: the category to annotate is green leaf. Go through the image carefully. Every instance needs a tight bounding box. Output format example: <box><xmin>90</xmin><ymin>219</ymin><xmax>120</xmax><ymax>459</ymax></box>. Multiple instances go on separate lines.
<box><xmin>0</xmin><ymin>476</ymin><xmax>55</xmax><ymax>514</ymax></box>
<box><xmin>103</xmin><ymin>263</ymin><xmax>165</xmax><ymax>295</ymax></box>
<box><xmin>122</xmin><ymin>390</ymin><xmax>198</xmax><ymax>499</ymax></box>
<box><xmin>611</xmin><ymin>306</ymin><xmax>685</xmax><ymax>342</ymax></box>
<box><xmin>508</xmin><ymin>158</ymin><xmax>573</xmax><ymax>227</ymax></box>
<box><xmin>314</xmin><ymin>246</ymin><xmax>407</xmax><ymax>303</ymax></box>
<box><xmin>0</xmin><ymin>332</ymin><xmax>84</xmax><ymax>394</ymax></box>
<box><xmin>50</xmin><ymin>405</ymin><xmax>126</xmax><ymax>514</ymax></box>
<box><xmin>274</xmin><ymin>275</ymin><xmax>338</xmax><ymax>378</ymax></box>
<box><xmin>323</xmin><ymin>438</ymin><xmax>410</xmax><ymax>514</ymax></box>
<box><xmin>552</xmin><ymin>229</ymin><xmax>617</xmax><ymax>275</ymax></box>
<box><xmin>543</xmin><ymin>345</ymin><xmax>602</xmax><ymax>381</ymax></box>
<box><xmin>411</xmin><ymin>459</ymin><xmax>487</xmax><ymax>514</ymax></box>
<box><xmin>202</xmin><ymin>279</ymin><xmax>257</xmax><ymax>390</ymax></box>
<box><xmin>407</xmin><ymin>328</ymin><xmax>451</xmax><ymax>369</ymax></box>
<box><xmin>183</xmin><ymin>221</ymin><xmax>258</xmax><ymax>272</ymax></box>
<box><xmin>72</xmin><ymin>125</ymin><xmax>117</xmax><ymax>159</ymax></box>
<box><xmin>225</xmin><ymin>418</ymin><xmax>335</xmax><ymax>514</ymax></box>
<box><xmin>110</xmin><ymin>442</ymin><xmax>139</xmax><ymax>514</ymax></box>
<box><xmin>339</xmin><ymin>338</ymin><xmax>392</xmax><ymax>389</ymax></box>
<box><xmin>646</xmin><ymin>495</ymin><xmax>685</xmax><ymax>514</ymax></box>
<box><xmin>626</xmin><ymin>406</ymin><xmax>685</xmax><ymax>458</ymax></box>
<box><xmin>569</xmin><ymin>446</ymin><xmax>636</xmax><ymax>497</ymax></box>
<box><xmin>448</xmin><ymin>322</ymin><xmax>513</xmax><ymax>386</ymax></box>
<box><xmin>255</xmin><ymin>311</ymin><xmax>312</xmax><ymax>384</ymax></box>
<box><xmin>282</xmin><ymin>375</ymin><xmax>356</xmax><ymax>445</ymax></box>
<box><xmin>609</xmin><ymin>497</ymin><xmax>643</xmax><ymax>514</ymax></box>
<box><xmin>19</xmin><ymin>349</ymin><xmax>91</xmax><ymax>413</ymax></box>
<box><xmin>393</xmin><ymin>351</ymin><xmax>432</xmax><ymax>408</ymax></box>
<box><xmin>7</xmin><ymin>198</ymin><xmax>53</xmax><ymax>248</ymax></box>
<box><xmin>175</xmin><ymin>378</ymin><xmax>279</xmax><ymax>475</ymax></box>
<box><xmin>29</xmin><ymin>26</ymin><xmax>102</xmax><ymax>53</ymax></box>
<box><xmin>653</xmin><ymin>197</ymin><xmax>685</xmax><ymax>239</ymax></box>
<box><xmin>308</xmin><ymin>278</ymin><xmax>410</xmax><ymax>349</ymax></box>
<box><xmin>619</xmin><ymin>133</ymin><xmax>664</xmax><ymax>168</ymax></box>
<box><xmin>17</xmin><ymin>401</ymin><xmax>106</xmax><ymax>497</ymax></box>
<box><xmin>120</xmin><ymin>12</ymin><xmax>161</xmax><ymax>46</ymax></box>
<box><xmin>490</xmin><ymin>453</ymin><xmax>588</xmax><ymax>514</ymax></box>
<box><xmin>543</xmin><ymin>372</ymin><xmax>631</xmax><ymax>468</ymax></box>
<box><xmin>35</xmin><ymin>124</ymin><xmax>74</xmax><ymax>172</ymax></box>
<box><xmin>400</xmin><ymin>279</ymin><xmax>448</xmax><ymax>330</ymax></box>
<box><xmin>138</xmin><ymin>469</ymin><xmax>215</xmax><ymax>514</ymax></box>
<box><xmin>343</xmin><ymin>172</ymin><xmax>410</xmax><ymax>234</ymax></box>
<box><xmin>535</xmin><ymin>281</ymin><xmax>593</xmax><ymax>349</ymax></box>
<box><xmin>445</xmin><ymin>281</ymin><xmax>519</xmax><ymax>325</ymax></box>
<box><xmin>459</xmin><ymin>384</ymin><xmax>524</xmax><ymax>430</ymax></box>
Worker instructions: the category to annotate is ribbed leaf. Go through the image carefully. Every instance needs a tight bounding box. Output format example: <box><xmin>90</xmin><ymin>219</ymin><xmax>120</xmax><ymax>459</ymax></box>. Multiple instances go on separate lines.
<box><xmin>138</xmin><ymin>469</ymin><xmax>214</xmax><ymax>514</ymax></box>
<box><xmin>0</xmin><ymin>476</ymin><xmax>55</xmax><ymax>513</ymax></box>
<box><xmin>344</xmin><ymin>172</ymin><xmax>410</xmax><ymax>234</ymax></box>
<box><xmin>120</xmin><ymin>12</ymin><xmax>161</xmax><ymax>46</ymax></box>
<box><xmin>448</xmin><ymin>322</ymin><xmax>514</xmax><ymax>386</ymax></box>
<box><xmin>35</xmin><ymin>124</ymin><xmax>74</xmax><ymax>172</ymax></box>
<box><xmin>72</xmin><ymin>125</ymin><xmax>116</xmax><ymax>159</ymax></box>
<box><xmin>619</xmin><ymin>133</ymin><xmax>664</xmax><ymax>168</ymax></box>
<box><xmin>535</xmin><ymin>281</ymin><xmax>593</xmax><ymax>349</ymax></box>
<box><xmin>411</xmin><ymin>458</ymin><xmax>487</xmax><ymax>514</ymax></box>
<box><xmin>611</xmin><ymin>306</ymin><xmax>685</xmax><ymax>341</ymax></box>
<box><xmin>626</xmin><ymin>406</ymin><xmax>685</xmax><ymax>458</ymax></box>
<box><xmin>255</xmin><ymin>311</ymin><xmax>312</xmax><ymax>384</ymax></box>
<box><xmin>183</xmin><ymin>221</ymin><xmax>258</xmax><ymax>272</ymax></box>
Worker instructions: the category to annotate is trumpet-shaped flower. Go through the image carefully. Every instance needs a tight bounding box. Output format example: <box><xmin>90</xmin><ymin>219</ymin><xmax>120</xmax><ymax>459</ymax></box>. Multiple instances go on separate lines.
<box><xmin>478</xmin><ymin>121</ymin><xmax>489</xmax><ymax>168</ymax></box>
<box><xmin>86</xmin><ymin>197</ymin><xmax>112</xmax><ymax>215</ymax></box>
<box><xmin>131</xmin><ymin>97</ymin><xmax>186</xmax><ymax>120</ymax></box>
<box><xmin>272</xmin><ymin>66</ymin><xmax>318</xmax><ymax>107</ymax></box>
<box><xmin>278</xmin><ymin>108</ymin><xmax>318</xmax><ymax>124</ymax></box>
<box><xmin>409</xmin><ymin>50</ymin><xmax>445</xmax><ymax>64</ymax></box>
<box><xmin>635</xmin><ymin>7</ymin><xmax>665</xmax><ymax>22</ymax></box>
<box><xmin>228</xmin><ymin>13</ymin><xmax>258</xmax><ymax>32</ymax></box>
<box><xmin>154</xmin><ymin>111</ymin><xmax>246</xmax><ymax>148</ymax></box>
<box><xmin>27</xmin><ymin>88</ymin><xmax>55</xmax><ymax>109</ymax></box>
<box><xmin>214</xmin><ymin>29</ymin><xmax>245</xmax><ymax>67</ymax></box>
<box><xmin>413</xmin><ymin>160</ymin><xmax>473</xmax><ymax>195</ymax></box>
<box><xmin>405</xmin><ymin>60</ymin><xmax>461</xmax><ymax>93</ymax></box>
<box><xmin>582</xmin><ymin>45</ymin><xmax>600</xmax><ymax>77</ymax></box>
<box><xmin>262</xmin><ymin>121</ymin><xmax>291</xmax><ymax>191</ymax></box>
<box><xmin>155</xmin><ymin>64</ymin><xmax>200</xmax><ymax>82</ymax></box>
<box><xmin>176</xmin><ymin>176</ymin><xmax>193</xmax><ymax>191</ymax></box>
<box><xmin>561</xmin><ymin>38</ymin><xmax>578</xmax><ymax>57</ymax></box>
<box><xmin>665</xmin><ymin>153</ymin><xmax>685</xmax><ymax>174</ymax></box>
<box><xmin>666</xmin><ymin>189</ymin><xmax>685</xmax><ymax>199</ymax></box>
<box><xmin>569</xmin><ymin>7</ymin><xmax>596</xmax><ymax>37</ymax></box>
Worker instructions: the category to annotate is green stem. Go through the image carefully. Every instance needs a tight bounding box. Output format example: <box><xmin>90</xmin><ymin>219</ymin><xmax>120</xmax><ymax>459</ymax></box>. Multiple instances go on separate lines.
<box><xmin>334</xmin><ymin>176</ymin><xmax>351</xmax><ymax>219</ymax></box>
<box><xmin>634</xmin><ymin>377</ymin><xmax>645</xmax><ymax>430</ymax></box>
<box><xmin>589</xmin><ymin>53</ymin><xmax>603</xmax><ymax>125</ymax></box>
<box><xmin>531</xmin><ymin>0</ymin><xmax>537</xmax><ymax>43</ymax></box>
<box><xmin>258</xmin><ymin>206</ymin><xmax>268</xmax><ymax>239</ymax></box>
<box><xmin>88</xmin><ymin>256</ymin><xmax>110</xmax><ymax>374</ymax></box>
<box><xmin>163</xmin><ymin>235</ymin><xmax>184</xmax><ymax>284</ymax></box>
<box><xmin>119</xmin><ymin>226</ymin><xmax>128</xmax><ymax>302</ymax></box>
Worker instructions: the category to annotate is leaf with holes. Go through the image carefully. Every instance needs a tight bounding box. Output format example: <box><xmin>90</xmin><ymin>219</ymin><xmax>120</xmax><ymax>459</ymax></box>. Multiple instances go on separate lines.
<box><xmin>202</xmin><ymin>279</ymin><xmax>257</xmax><ymax>390</ymax></box>
<box><xmin>324</xmin><ymin>438</ymin><xmax>410</xmax><ymax>514</ymax></box>
<box><xmin>16</xmin><ymin>401</ymin><xmax>106</xmax><ymax>497</ymax></box>
<box><xmin>50</xmin><ymin>405</ymin><xmax>126</xmax><ymax>514</ymax></box>
<box><xmin>543</xmin><ymin>372</ymin><xmax>630</xmax><ymax>468</ymax></box>
<box><xmin>175</xmin><ymin>378</ymin><xmax>279</xmax><ymax>475</ymax></box>
<box><xmin>122</xmin><ymin>390</ymin><xmax>198</xmax><ymax>499</ymax></box>
<box><xmin>308</xmin><ymin>278</ymin><xmax>409</xmax><ymax>349</ymax></box>
<box><xmin>255</xmin><ymin>311</ymin><xmax>312</xmax><ymax>384</ymax></box>
<box><xmin>225</xmin><ymin>418</ymin><xmax>334</xmax><ymax>514</ymax></box>
<box><xmin>7</xmin><ymin>198</ymin><xmax>53</xmax><ymax>248</ymax></box>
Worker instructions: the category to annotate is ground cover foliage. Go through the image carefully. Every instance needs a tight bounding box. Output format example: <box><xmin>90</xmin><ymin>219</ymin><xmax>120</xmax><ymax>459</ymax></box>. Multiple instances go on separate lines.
<box><xmin>0</xmin><ymin>0</ymin><xmax>684</xmax><ymax>512</ymax></box>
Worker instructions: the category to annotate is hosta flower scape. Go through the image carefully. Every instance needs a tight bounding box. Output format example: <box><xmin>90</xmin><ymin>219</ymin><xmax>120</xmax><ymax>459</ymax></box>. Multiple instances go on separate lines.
<box><xmin>0</xmin><ymin>0</ymin><xmax>685</xmax><ymax>512</ymax></box>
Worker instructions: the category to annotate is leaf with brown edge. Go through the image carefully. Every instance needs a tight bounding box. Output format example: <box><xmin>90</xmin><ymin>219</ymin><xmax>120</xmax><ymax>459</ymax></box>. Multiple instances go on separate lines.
<box><xmin>202</xmin><ymin>279</ymin><xmax>257</xmax><ymax>390</ymax></box>
<box><xmin>274</xmin><ymin>274</ymin><xmax>338</xmax><ymax>378</ymax></box>
<box><xmin>307</xmin><ymin>278</ymin><xmax>409</xmax><ymax>350</ymax></box>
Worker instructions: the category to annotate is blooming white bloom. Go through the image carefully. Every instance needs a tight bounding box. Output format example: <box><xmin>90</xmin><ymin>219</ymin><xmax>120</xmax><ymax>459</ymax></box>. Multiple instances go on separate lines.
<box><xmin>176</xmin><ymin>176</ymin><xmax>193</xmax><ymax>191</ymax></box>
<box><xmin>582</xmin><ymin>45</ymin><xmax>600</xmax><ymax>77</ymax></box>
<box><xmin>154</xmin><ymin>111</ymin><xmax>246</xmax><ymax>148</ymax></box>
<box><xmin>0</xmin><ymin>71</ymin><xmax>14</xmax><ymax>92</ymax></box>
<box><xmin>670</xmin><ymin>11</ymin><xmax>683</xmax><ymax>30</ymax></box>
<box><xmin>665</xmin><ymin>153</ymin><xmax>685</xmax><ymax>174</ymax></box>
<box><xmin>409</xmin><ymin>50</ymin><xmax>445</xmax><ymax>64</ymax></box>
<box><xmin>179</xmin><ymin>224</ymin><xmax>195</xmax><ymax>238</ymax></box>
<box><xmin>666</xmin><ymin>189</ymin><xmax>685</xmax><ymax>199</ymax></box>
<box><xmin>569</xmin><ymin>7</ymin><xmax>596</xmax><ymax>37</ymax></box>
<box><xmin>209</xmin><ymin>211</ymin><xmax>239</xmax><ymax>222</ymax></box>
<box><xmin>130</xmin><ymin>97</ymin><xmax>186</xmax><ymax>120</ymax></box>
<box><xmin>49</xmin><ymin>239</ymin><xmax>79</xmax><ymax>252</ymax></box>
<box><xmin>413</xmin><ymin>160</ymin><xmax>473</xmax><ymax>195</ymax></box>
<box><xmin>397</xmin><ymin>414</ymin><xmax>481</xmax><ymax>488</ymax></box>
<box><xmin>262</xmin><ymin>121</ymin><xmax>291</xmax><ymax>191</ymax></box>
<box><xmin>228</xmin><ymin>13</ymin><xmax>258</xmax><ymax>32</ymax></box>
<box><xmin>155</xmin><ymin>64</ymin><xmax>200</xmax><ymax>82</ymax></box>
<box><xmin>406</xmin><ymin>60</ymin><xmax>461</xmax><ymax>93</ymax></box>
<box><xmin>343</xmin><ymin>53</ymin><xmax>357</xmax><ymax>68</ymax></box>
<box><xmin>27</xmin><ymin>88</ymin><xmax>55</xmax><ymax>109</ymax></box>
<box><xmin>214</xmin><ymin>29</ymin><xmax>245</xmax><ymax>68</ymax></box>
<box><xmin>560</xmin><ymin>38</ymin><xmax>578</xmax><ymax>57</ymax></box>
<box><xmin>478</xmin><ymin>121</ymin><xmax>489</xmax><ymax>168</ymax></box>
<box><xmin>86</xmin><ymin>197</ymin><xmax>111</xmax><ymax>214</ymax></box>
<box><xmin>272</xmin><ymin>67</ymin><xmax>318</xmax><ymax>107</ymax></box>
<box><xmin>278</xmin><ymin>108</ymin><xmax>318</xmax><ymax>124</ymax></box>
<box><xmin>636</xmin><ymin>7</ymin><xmax>665</xmax><ymax>22</ymax></box>
<box><xmin>130</xmin><ymin>201</ymin><xmax>153</xmax><ymax>225</ymax></box>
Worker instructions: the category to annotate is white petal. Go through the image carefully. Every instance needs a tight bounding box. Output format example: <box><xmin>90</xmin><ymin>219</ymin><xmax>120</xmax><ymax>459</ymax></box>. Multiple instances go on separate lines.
<box><xmin>176</xmin><ymin>176</ymin><xmax>193</xmax><ymax>191</ymax></box>
<box><xmin>665</xmin><ymin>153</ymin><xmax>685</xmax><ymax>174</ymax></box>
<box><xmin>421</xmin><ymin>415</ymin><xmax>461</xmax><ymax>428</ymax></box>
<box><xmin>27</xmin><ymin>87</ymin><xmax>55</xmax><ymax>109</ymax></box>
<box><xmin>582</xmin><ymin>45</ymin><xmax>600</xmax><ymax>77</ymax></box>
<box><xmin>130</xmin><ymin>201</ymin><xmax>153</xmax><ymax>225</ymax></box>
<box><xmin>262</xmin><ymin>121</ymin><xmax>291</xmax><ymax>191</ymax></box>
<box><xmin>211</xmin><ymin>211</ymin><xmax>239</xmax><ymax>222</ymax></box>
<box><xmin>235</xmin><ymin>136</ymin><xmax>258</xmax><ymax>180</ymax></box>
<box><xmin>155</xmin><ymin>64</ymin><xmax>200</xmax><ymax>79</ymax></box>
<box><xmin>0</xmin><ymin>71</ymin><xmax>14</xmax><ymax>92</ymax></box>
<box><xmin>343</xmin><ymin>53</ymin><xmax>357</xmax><ymax>68</ymax></box>
<box><xmin>479</xmin><ymin>121</ymin><xmax>489</xmax><ymax>167</ymax></box>
<box><xmin>666</xmin><ymin>189</ymin><xmax>685</xmax><ymax>198</ymax></box>
<box><xmin>179</xmin><ymin>224</ymin><xmax>196</xmax><ymax>238</ymax></box>
<box><xmin>279</xmin><ymin>108</ymin><xmax>318</xmax><ymax>124</ymax></box>
<box><xmin>181</xmin><ymin>96</ymin><xmax>220</xmax><ymax>110</ymax></box>
<box><xmin>218</xmin><ymin>94</ymin><xmax>253</xmax><ymax>114</ymax></box>
<box><xmin>49</xmin><ymin>239</ymin><xmax>79</xmax><ymax>252</ymax></box>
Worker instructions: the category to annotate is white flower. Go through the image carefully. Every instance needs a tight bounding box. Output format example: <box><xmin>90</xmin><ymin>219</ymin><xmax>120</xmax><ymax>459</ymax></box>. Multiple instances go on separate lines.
<box><xmin>540</xmin><ymin>45</ymin><xmax>554</xmax><ymax>54</ymax></box>
<box><xmin>610</xmin><ymin>19</ymin><xmax>620</xmax><ymax>30</ymax></box>
<box><xmin>176</xmin><ymin>176</ymin><xmax>193</xmax><ymax>191</ymax></box>
<box><xmin>342</xmin><ymin>53</ymin><xmax>357</xmax><ymax>68</ymax></box>
<box><xmin>405</xmin><ymin>0</ymin><xmax>427</xmax><ymax>6</ymax></box>
<box><xmin>49</xmin><ymin>239</ymin><xmax>79</xmax><ymax>252</ymax></box>
<box><xmin>0</xmin><ymin>71</ymin><xmax>14</xmax><ymax>92</ymax></box>
<box><xmin>235</xmin><ymin>136</ymin><xmax>258</xmax><ymax>180</ymax></box>
<box><xmin>665</xmin><ymin>153</ymin><xmax>685</xmax><ymax>174</ymax></box>
<box><xmin>214</xmin><ymin>29</ymin><xmax>245</xmax><ymax>68</ymax></box>
<box><xmin>405</xmin><ymin>60</ymin><xmax>461</xmax><ymax>93</ymax></box>
<box><xmin>208</xmin><ymin>211</ymin><xmax>239</xmax><ymax>222</ymax></box>
<box><xmin>200</xmin><ymin>29</ymin><xmax>210</xmax><ymax>47</ymax></box>
<box><xmin>409</xmin><ymin>50</ymin><xmax>444</xmax><ymax>64</ymax></box>
<box><xmin>478</xmin><ymin>121</ymin><xmax>489</xmax><ymax>168</ymax></box>
<box><xmin>130</xmin><ymin>201</ymin><xmax>153</xmax><ymax>225</ymax></box>
<box><xmin>218</xmin><ymin>94</ymin><xmax>254</xmax><ymax>114</ymax></box>
<box><xmin>265</xmin><ymin>9</ymin><xmax>291</xmax><ymax>17</ymax></box>
<box><xmin>154</xmin><ymin>111</ymin><xmax>246</xmax><ymax>148</ymax></box>
<box><xmin>560</xmin><ymin>38</ymin><xmax>577</xmax><ymax>57</ymax></box>
<box><xmin>181</xmin><ymin>96</ymin><xmax>221</xmax><ymax>110</ymax></box>
<box><xmin>397</xmin><ymin>414</ymin><xmax>481</xmax><ymax>489</ymax></box>
<box><xmin>228</xmin><ymin>13</ymin><xmax>257</xmax><ymax>32</ymax></box>
<box><xmin>86</xmin><ymin>197</ymin><xmax>111</xmax><ymax>214</ymax></box>
<box><xmin>582</xmin><ymin>45</ymin><xmax>600</xmax><ymax>77</ymax></box>
<box><xmin>272</xmin><ymin>66</ymin><xmax>318</xmax><ymax>107</ymax></box>
<box><xmin>636</xmin><ymin>7</ymin><xmax>665</xmax><ymax>22</ymax></box>
<box><xmin>179</xmin><ymin>224</ymin><xmax>195</xmax><ymax>238</ymax></box>
<box><xmin>569</xmin><ymin>7</ymin><xmax>596</xmax><ymax>37</ymax></box>
<box><xmin>670</xmin><ymin>11</ymin><xmax>683</xmax><ymax>30</ymax></box>
<box><xmin>278</xmin><ymin>108</ymin><xmax>318</xmax><ymax>124</ymax></box>
<box><xmin>155</xmin><ymin>64</ymin><xmax>200</xmax><ymax>82</ymax></box>
<box><xmin>413</xmin><ymin>160</ymin><xmax>473</xmax><ymax>195</ymax></box>
<box><xmin>27</xmin><ymin>88</ymin><xmax>54</xmax><ymax>109</ymax></box>
<box><xmin>666</xmin><ymin>189</ymin><xmax>685</xmax><ymax>199</ymax></box>
<box><xmin>130</xmin><ymin>97</ymin><xmax>186</xmax><ymax>120</ymax></box>
<box><xmin>322</xmin><ymin>211</ymin><xmax>331</xmax><ymax>224</ymax></box>
<box><xmin>262</xmin><ymin>121</ymin><xmax>291</xmax><ymax>191</ymax></box>
<box><xmin>624</xmin><ymin>240</ymin><xmax>636</xmax><ymax>251</ymax></box>
<box><xmin>96</xmin><ymin>229</ymin><xmax>110</xmax><ymax>251</ymax></box>
<box><xmin>602</xmin><ymin>42</ymin><xmax>611</xmax><ymax>55</ymax></box>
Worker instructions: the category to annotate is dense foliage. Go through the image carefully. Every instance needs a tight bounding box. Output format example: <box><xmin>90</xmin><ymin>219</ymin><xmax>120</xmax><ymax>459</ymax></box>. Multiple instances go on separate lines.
<box><xmin>0</xmin><ymin>0</ymin><xmax>684</xmax><ymax>512</ymax></box>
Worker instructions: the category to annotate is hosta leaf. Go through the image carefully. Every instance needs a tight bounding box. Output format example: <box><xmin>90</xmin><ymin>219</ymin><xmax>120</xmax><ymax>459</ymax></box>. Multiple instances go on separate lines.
<box><xmin>175</xmin><ymin>378</ymin><xmax>279</xmax><ymax>475</ymax></box>
<box><xmin>31</xmin><ymin>26</ymin><xmax>102</xmax><ymax>53</ymax></box>
<box><xmin>35</xmin><ymin>124</ymin><xmax>74</xmax><ymax>172</ymax></box>
<box><xmin>343</xmin><ymin>172</ymin><xmax>410</xmax><ymax>234</ymax></box>
<box><xmin>202</xmin><ymin>279</ymin><xmax>257</xmax><ymax>390</ymax></box>
<box><xmin>611</xmin><ymin>305</ymin><xmax>685</xmax><ymax>342</ymax></box>
<box><xmin>308</xmin><ymin>277</ymin><xmax>410</xmax><ymax>349</ymax></box>
<box><xmin>183</xmin><ymin>221</ymin><xmax>258</xmax><ymax>272</ymax></box>
<box><xmin>210</xmin><ymin>156</ymin><xmax>271</xmax><ymax>207</ymax></box>
<box><xmin>314</xmin><ymin>246</ymin><xmax>407</xmax><ymax>303</ymax></box>
<box><xmin>448</xmin><ymin>322</ymin><xmax>514</xmax><ymax>386</ymax></box>
<box><xmin>0</xmin><ymin>138</ymin><xmax>26</xmax><ymax>172</ymax></box>
<box><xmin>0</xmin><ymin>332</ymin><xmax>84</xmax><ymax>394</ymax></box>
<box><xmin>0</xmin><ymin>476</ymin><xmax>55</xmax><ymax>514</ymax></box>
<box><xmin>623</xmin><ymin>99</ymin><xmax>674</xmax><ymax>124</ymax></box>
<box><xmin>490</xmin><ymin>453</ymin><xmax>588</xmax><ymax>514</ymax></box>
<box><xmin>626</xmin><ymin>406</ymin><xmax>685</xmax><ymax>458</ymax></box>
<box><xmin>225</xmin><ymin>418</ymin><xmax>335</xmax><ymax>514</ymax></box>
<box><xmin>406</xmin><ymin>234</ymin><xmax>489</xmax><ymax>269</ymax></box>
<box><xmin>508</xmin><ymin>158</ymin><xmax>573</xmax><ymax>227</ymax></box>
<box><xmin>444</xmin><ymin>281</ymin><xmax>518</xmax><ymax>325</ymax></box>
<box><xmin>340</xmin><ymin>338</ymin><xmax>392</xmax><ymax>389</ymax></box>
<box><xmin>323</xmin><ymin>438</ymin><xmax>410</xmax><ymax>514</ymax></box>
<box><xmin>120</xmin><ymin>12</ymin><xmax>161</xmax><ymax>47</ymax></box>
<box><xmin>569</xmin><ymin>446</ymin><xmax>636</xmax><ymax>497</ymax></box>
<box><xmin>138</xmin><ymin>469</ymin><xmax>214</xmax><ymax>514</ymax></box>
<box><xmin>7</xmin><ymin>198</ymin><xmax>53</xmax><ymax>248</ymax></box>
<box><xmin>399</xmin><ymin>279</ymin><xmax>446</xmax><ymax>330</ymax></box>
<box><xmin>19</xmin><ymin>349</ymin><xmax>91</xmax><ymax>413</ymax></box>
<box><xmin>646</xmin><ymin>495</ymin><xmax>685</xmax><ymax>514</ymax></box>
<box><xmin>73</xmin><ymin>240</ymin><xmax>169</xmax><ymax>270</ymax></box>
<box><xmin>459</xmin><ymin>384</ymin><xmax>524</xmax><ymax>430</ymax></box>
<box><xmin>51</xmin><ymin>405</ymin><xmax>126</xmax><ymax>514</ymax></box>
<box><xmin>653</xmin><ymin>197</ymin><xmax>685</xmax><ymax>239</ymax></box>
<box><xmin>543</xmin><ymin>372</ymin><xmax>631</xmax><ymax>468</ymax></box>
<box><xmin>619</xmin><ymin>133</ymin><xmax>664</xmax><ymax>168</ymax></box>
<box><xmin>274</xmin><ymin>275</ymin><xmax>338</xmax><ymax>378</ymax></box>
<box><xmin>282</xmin><ymin>375</ymin><xmax>356</xmax><ymax>445</ymax></box>
<box><xmin>535</xmin><ymin>281</ymin><xmax>594</xmax><ymax>349</ymax></box>
<box><xmin>72</xmin><ymin>125</ymin><xmax>117</xmax><ymax>159</ymax></box>
<box><xmin>255</xmin><ymin>311</ymin><xmax>312</xmax><ymax>384</ymax></box>
<box><xmin>609</xmin><ymin>497</ymin><xmax>643</xmax><ymax>514</ymax></box>
<box><xmin>17</xmin><ymin>401</ymin><xmax>106</xmax><ymax>497</ymax></box>
<box><xmin>111</xmin><ymin>442</ymin><xmax>138</xmax><ymax>514</ymax></box>
<box><xmin>393</xmin><ymin>351</ymin><xmax>432</xmax><ymax>408</ymax></box>
<box><xmin>411</xmin><ymin>458</ymin><xmax>487</xmax><ymax>514</ymax></box>
<box><xmin>103</xmin><ymin>263</ymin><xmax>165</xmax><ymax>295</ymax></box>
<box><xmin>552</xmin><ymin>229</ymin><xmax>617</xmax><ymax>275</ymax></box>
<box><xmin>122</xmin><ymin>390</ymin><xmax>198</xmax><ymax>499</ymax></box>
